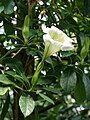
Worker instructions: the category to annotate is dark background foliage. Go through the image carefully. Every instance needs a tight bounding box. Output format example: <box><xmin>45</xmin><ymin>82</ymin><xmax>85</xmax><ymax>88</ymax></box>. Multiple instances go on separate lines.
<box><xmin>0</xmin><ymin>0</ymin><xmax>90</xmax><ymax>119</ymax></box>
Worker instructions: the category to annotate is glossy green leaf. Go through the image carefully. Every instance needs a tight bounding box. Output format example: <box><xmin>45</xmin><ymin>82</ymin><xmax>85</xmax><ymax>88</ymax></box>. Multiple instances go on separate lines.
<box><xmin>39</xmin><ymin>93</ymin><xmax>54</xmax><ymax>104</ymax></box>
<box><xmin>2</xmin><ymin>57</ymin><xmax>24</xmax><ymax>74</ymax></box>
<box><xmin>74</xmin><ymin>75</ymin><xmax>86</xmax><ymax>103</ymax></box>
<box><xmin>3</xmin><ymin>0</ymin><xmax>15</xmax><ymax>14</ymax></box>
<box><xmin>0</xmin><ymin>74</ymin><xmax>15</xmax><ymax>85</ymax></box>
<box><xmin>83</xmin><ymin>74</ymin><xmax>90</xmax><ymax>100</ymax></box>
<box><xmin>5</xmin><ymin>71</ymin><xmax>25</xmax><ymax>82</ymax></box>
<box><xmin>60</xmin><ymin>69</ymin><xmax>77</xmax><ymax>93</ymax></box>
<box><xmin>80</xmin><ymin>37</ymin><xmax>90</xmax><ymax>63</ymax></box>
<box><xmin>19</xmin><ymin>95</ymin><xmax>35</xmax><ymax>117</ymax></box>
<box><xmin>0</xmin><ymin>2</ymin><xmax>4</xmax><ymax>13</ymax></box>
<box><xmin>0</xmin><ymin>87</ymin><xmax>10</xmax><ymax>96</ymax></box>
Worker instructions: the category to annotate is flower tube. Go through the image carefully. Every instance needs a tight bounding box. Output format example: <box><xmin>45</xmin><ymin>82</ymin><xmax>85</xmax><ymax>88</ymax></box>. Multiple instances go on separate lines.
<box><xmin>42</xmin><ymin>24</ymin><xmax>74</xmax><ymax>59</ymax></box>
<box><xmin>30</xmin><ymin>25</ymin><xmax>75</xmax><ymax>91</ymax></box>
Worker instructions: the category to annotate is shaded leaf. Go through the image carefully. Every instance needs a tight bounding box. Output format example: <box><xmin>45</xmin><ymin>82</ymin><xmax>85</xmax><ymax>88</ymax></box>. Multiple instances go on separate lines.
<box><xmin>44</xmin><ymin>87</ymin><xmax>61</xmax><ymax>94</ymax></box>
<box><xmin>3</xmin><ymin>0</ymin><xmax>15</xmax><ymax>14</ymax></box>
<box><xmin>0</xmin><ymin>94</ymin><xmax>10</xmax><ymax>120</ymax></box>
<box><xmin>61</xmin><ymin>51</ymin><xmax>74</xmax><ymax>58</ymax></box>
<box><xmin>0</xmin><ymin>2</ymin><xmax>4</xmax><ymax>13</ymax></box>
<box><xmin>3</xmin><ymin>19</ymin><xmax>14</xmax><ymax>35</ymax></box>
<box><xmin>60</xmin><ymin>69</ymin><xmax>77</xmax><ymax>93</ymax></box>
<box><xmin>80</xmin><ymin>37</ymin><xmax>90</xmax><ymax>63</ymax></box>
<box><xmin>2</xmin><ymin>57</ymin><xmax>24</xmax><ymax>74</ymax></box>
<box><xmin>5</xmin><ymin>71</ymin><xmax>25</xmax><ymax>84</ymax></box>
<box><xmin>83</xmin><ymin>74</ymin><xmax>90</xmax><ymax>100</ymax></box>
<box><xmin>74</xmin><ymin>75</ymin><xmax>86</xmax><ymax>103</ymax></box>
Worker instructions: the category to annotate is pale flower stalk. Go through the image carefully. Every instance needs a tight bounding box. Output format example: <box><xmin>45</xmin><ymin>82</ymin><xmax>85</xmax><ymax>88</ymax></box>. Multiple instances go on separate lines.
<box><xmin>30</xmin><ymin>25</ymin><xmax>75</xmax><ymax>91</ymax></box>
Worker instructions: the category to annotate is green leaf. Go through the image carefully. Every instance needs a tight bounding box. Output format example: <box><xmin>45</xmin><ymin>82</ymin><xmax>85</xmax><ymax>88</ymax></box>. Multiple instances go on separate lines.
<box><xmin>74</xmin><ymin>74</ymin><xmax>86</xmax><ymax>103</ymax></box>
<box><xmin>8</xmin><ymin>35</ymin><xmax>23</xmax><ymax>43</ymax></box>
<box><xmin>80</xmin><ymin>37</ymin><xmax>90</xmax><ymax>63</ymax></box>
<box><xmin>0</xmin><ymin>74</ymin><xmax>15</xmax><ymax>85</ymax></box>
<box><xmin>60</xmin><ymin>68</ymin><xmax>77</xmax><ymax>93</ymax></box>
<box><xmin>37</xmin><ymin>77</ymin><xmax>51</xmax><ymax>85</ymax></box>
<box><xmin>5</xmin><ymin>71</ymin><xmax>24</xmax><ymax>83</ymax></box>
<box><xmin>44</xmin><ymin>87</ymin><xmax>61</xmax><ymax>94</ymax></box>
<box><xmin>0</xmin><ymin>87</ymin><xmax>10</xmax><ymax>96</ymax></box>
<box><xmin>0</xmin><ymin>2</ymin><xmax>4</xmax><ymax>13</ymax></box>
<box><xmin>19</xmin><ymin>95</ymin><xmax>35</xmax><ymax>117</ymax></box>
<box><xmin>76</xmin><ymin>0</ymin><xmax>84</xmax><ymax>13</ymax></box>
<box><xmin>22</xmin><ymin>15</ymin><xmax>30</xmax><ymax>44</ymax></box>
<box><xmin>5</xmin><ymin>71</ymin><xmax>29</xmax><ymax>88</ymax></box>
<box><xmin>3</xmin><ymin>0</ymin><xmax>15</xmax><ymax>14</ymax></box>
<box><xmin>3</xmin><ymin>19</ymin><xmax>14</xmax><ymax>35</ymax></box>
<box><xmin>0</xmin><ymin>74</ymin><xmax>20</xmax><ymax>89</ymax></box>
<box><xmin>84</xmin><ymin>0</ymin><xmax>90</xmax><ymax>16</ymax></box>
<box><xmin>83</xmin><ymin>74</ymin><xmax>90</xmax><ymax>100</ymax></box>
<box><xmin>61</xmin><ymin>51</ymin><xmax>74</xmax><ymax>57</ymax></box>
<box><xmin>39</xmin><ymin>93</ymin><xmax>54</xmax><ymax>104</ymax></box>
<box><xmin>0</xmin><ymin>94</ymin><xmax>10</xmax><ymax>120</ymax></box>
<box><xmin>2</xmin><ymin>57</ymin><xmax>24</xmax><ymax>74</ymax></box>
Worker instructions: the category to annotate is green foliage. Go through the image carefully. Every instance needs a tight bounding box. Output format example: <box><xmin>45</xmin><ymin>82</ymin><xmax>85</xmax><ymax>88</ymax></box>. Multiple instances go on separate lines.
<box><xmin>74</xmin><ymin>74</ymin><xmax>86</xmax><ymax>103</ymax></box>
<box><xmin>0</xmin><ymin>94</ymin><xmax>10</xmax><ymax>120</ymax></box>
<box><xmin>0</xmin><ymin>0</ymin><xmax>90</xmax><ymax>119</ymax></box>
<box><xmin>38</xmin><ymin>92</ymin><xmax>54</xmax><ymax>104</ymax></box>
<box><xmin>80</xmin><ymin>37</ymin><xmax>90</xmax><ymax>63</ymax></box>
<box><xmin>0</xmin><ymin>87</ymin><xmax>10</xmax><ymax>96</ymax></box>
<box><xmin>19</xmin><ymin>95</ymin><xmax>35</xmax><ymax>117</ymax></box>
<box><xmin>22</xmin><ymin>15</ymin><xmax>30</xmax><ymax>44</ymax></box>
<box><xmin>1</xmin><ymin>0</ymin><xmax>15</xmax><ymax>14</ymax></box>
<box><xmin>0</xmin><ymin>74</ymin><xmax>15</xmax><ymax>85</ymax></box>
<box><xmin>60</xmin><ymin>67</ymin><xmax>77</xmax><ymax>93</ymax></box>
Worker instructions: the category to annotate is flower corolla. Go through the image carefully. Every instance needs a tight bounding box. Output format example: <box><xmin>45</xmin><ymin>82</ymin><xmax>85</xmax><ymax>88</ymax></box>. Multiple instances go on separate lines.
<box><xmin>42</xmin><ymin>24</ymin><xmax>74</xmax><ymax>58</ymax></box>
<box><xmin>37</xmin><ymin>0</ymin><xmax>44</xmax><ymax>5</ymax></box>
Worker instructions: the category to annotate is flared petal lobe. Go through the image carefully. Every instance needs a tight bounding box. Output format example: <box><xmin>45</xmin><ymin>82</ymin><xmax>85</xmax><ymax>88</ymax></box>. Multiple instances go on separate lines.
<box><xmin>42</xmin><ymin>25</ymin><xmax>74</xmax><ymax>58</ymax></box>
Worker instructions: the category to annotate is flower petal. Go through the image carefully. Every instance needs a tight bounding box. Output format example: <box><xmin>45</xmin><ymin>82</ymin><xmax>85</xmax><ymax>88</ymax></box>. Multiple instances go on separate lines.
<box><xmin>42</xmin><ymin>24</ymin><xmax>75</xmax><ymax>58</ymax></box>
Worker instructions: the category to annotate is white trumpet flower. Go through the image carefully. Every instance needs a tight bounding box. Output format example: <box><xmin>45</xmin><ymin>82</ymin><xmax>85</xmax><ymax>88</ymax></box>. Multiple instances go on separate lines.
<box><xmin>30</xmin><ymin>25</ymin><xmax>75</xmax><ymax>91</ymax></box>
<box><xmin>42</xmin><ymin>24</ymin><xmax>74</xmax><ymax>59</ymax></box>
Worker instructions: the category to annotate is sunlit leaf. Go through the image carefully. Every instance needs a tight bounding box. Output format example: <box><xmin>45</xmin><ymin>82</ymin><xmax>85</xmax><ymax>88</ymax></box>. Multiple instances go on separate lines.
<box><xmin>0</xmin><ymin>87</ymin><xmax>10</xmax><ymax>96</ymax></box>
<box><xmin>39</xmin><ymin>93</ymin><xmax>54</xmax><ymax>104</ymax></box>
<box><xmin>0</xmin><ymin>74</ymin><xmax>15</xmax><ymax>85</ymax></box>
<box><xmin>19</xmin><ymin>95</ymin><xmax>35</xmax><ymax>117</ymax></box>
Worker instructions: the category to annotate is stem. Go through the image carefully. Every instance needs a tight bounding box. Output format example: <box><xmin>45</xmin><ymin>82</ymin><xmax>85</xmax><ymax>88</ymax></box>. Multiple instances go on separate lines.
<box><xmin>29</xmin><ymin>43</ymin><xmax>52</xmax><ymax>91</ymax></box>
<box><xmin>30</xmin><ymin>59</ymin><xmax>44</xmax><ymax>91</ymax></box>
<box><xmin>13</xmin><ymin>90</ymin><xmax>24</xmax><ymax>120</ymax></box>
<box><xmin>13</xmin><ymin>91</ymin><xmax>19</xmax><ymax>120</ymax></box>
<box><xmin>28</xmin><ymin>0</ymin><xmax>36</xmax><ymax>28</ymax></box>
